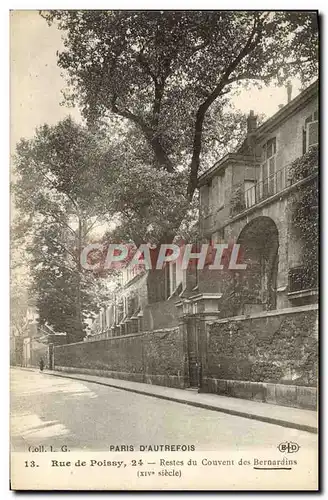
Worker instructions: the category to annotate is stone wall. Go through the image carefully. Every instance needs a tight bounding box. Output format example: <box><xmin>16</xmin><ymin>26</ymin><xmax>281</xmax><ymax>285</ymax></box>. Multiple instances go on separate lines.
<box><xmin>54</xmin><ymin>327</ymin><xmax>185</xmax><ymax>389</ymax></box>
<box><xmin>204</xmin><ymin>306</ymin><xmax>318</xmax><ymax>409</ymax></box>
<box><xmin>142</xmin><ymin>298</ymin><xmax>179</xmax><ymax>331</ymax></box>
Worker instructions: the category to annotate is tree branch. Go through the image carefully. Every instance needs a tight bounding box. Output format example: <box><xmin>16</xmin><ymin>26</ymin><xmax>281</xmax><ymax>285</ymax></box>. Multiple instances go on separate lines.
<box><xmin>43</xmin><ymin>234</ymin><xmax>78</xmax><ymax>262</ymax></box>
<box><xmin>187</xmin><ymin>16</ymin><xmax>263</xmax><ymax>199</ymax></box>
<box><xmin>111</xmin><ymin>44</ymin><xmax>174</xmax><ymax>172</ymax></box>
<box><xmin>136</xmin><ymin>49</ymin><xmax>158</xmax><ymax>85</ymax></box>
<box><xmin>136</xmin><ymin>49</ymin><xmax>168</xmax><ymax>128</ymax></box>
<box><xmin>41</xmin><ymin>210</ymin><xmax>78</xmax><ymax>238</ymax></box>
<box><xmin>226</xmin><ymin>69</ymin><xmax>278</xmax><ymax>84</ymax></box>
<box><xmin>111</xmin><ymin>94</ymin><xmax>152</xmax><ymax>135</ymax></box>
<box><xmin>35</xmin><ymin>161</ymin><xmax>80</xmax><ymax>215</ymax></box>
<box><xmin>111</xmin><ymin>95</ymin><xmax>174</xmax><ymax>172</ymax></box>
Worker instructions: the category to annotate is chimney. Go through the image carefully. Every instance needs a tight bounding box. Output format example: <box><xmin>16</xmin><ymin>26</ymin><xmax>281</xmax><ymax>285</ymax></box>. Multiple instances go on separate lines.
<box><xmin>247</xmin><ymin>110</ymin><xmax>258</xmax><ymax>134</ymax></box>
<box><xmin>287</xmin><ymin>82</ymin><xmax>292</xmax><ymax>103</ymax></box>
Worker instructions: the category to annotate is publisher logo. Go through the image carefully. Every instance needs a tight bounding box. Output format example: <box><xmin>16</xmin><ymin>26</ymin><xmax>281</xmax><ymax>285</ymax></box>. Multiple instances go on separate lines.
<box><xmin>277</xmin><ymin>442</ymin><xmax>300</xmax><ymax>453</ymax></box>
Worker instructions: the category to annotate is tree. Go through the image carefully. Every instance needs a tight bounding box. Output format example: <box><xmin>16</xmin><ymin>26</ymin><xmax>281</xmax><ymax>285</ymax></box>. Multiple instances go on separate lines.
<box><xmin>95</xmin><ymin>103</ymin><xmax>249</xmax><ymax>245</ymax></box>
<box><xmin>27</xmin><ymin>222</ymin><xmax>115</xmax><ymax>343</ymax></box>
<box><xmin>42</xmin><ymin>10</ymin><xmax>318</xmax><ymax>215</ymax></box>
<box><xmin>10</xmin><ymin>239</ymin><xmax>30</xmax><ymax>338</ymax></box>
<box><xmin>13</xmin><ymin>117</ymin><xmax>118</xmax><ymax>342</ymax></box>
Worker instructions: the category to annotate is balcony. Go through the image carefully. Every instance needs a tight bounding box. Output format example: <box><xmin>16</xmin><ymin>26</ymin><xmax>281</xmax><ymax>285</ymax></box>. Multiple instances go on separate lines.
<box><xmin>230</xmin><ymin>164</ymin><xmax>290</xmax><ymax>217</ymax></box>
<box><xmin>230</xmin><ymin>147</ymin><xmax>318</xmax><ymax>218</ymax></box>
<box><xmin>199</xmin><ymin>148</ymin><xmax>318</xmax><ymax>240</ymax></box>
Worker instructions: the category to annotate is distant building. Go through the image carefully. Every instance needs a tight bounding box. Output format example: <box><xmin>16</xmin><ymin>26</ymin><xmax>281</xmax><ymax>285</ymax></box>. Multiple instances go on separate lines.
<box><xmin>87</xmin><ymin>258</ymin><xmax>184</xmax><ymax>340</ymax></box>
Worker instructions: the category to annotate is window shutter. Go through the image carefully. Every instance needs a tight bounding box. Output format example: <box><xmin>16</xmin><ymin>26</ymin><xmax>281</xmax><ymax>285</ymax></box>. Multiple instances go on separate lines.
<box><xmin>302</xmin><ymin>127</ymin><xmax>307</xmax><ymax>154</ymax></box>
<box><xmin>268</xmin><ymin>157</ymin><xmax>276</xmax><ymax>194</ymax></box>
<box><xmin>307</xmin><ymin>121</ymin><xmax>318</xmax><ymax>149</ymax></box>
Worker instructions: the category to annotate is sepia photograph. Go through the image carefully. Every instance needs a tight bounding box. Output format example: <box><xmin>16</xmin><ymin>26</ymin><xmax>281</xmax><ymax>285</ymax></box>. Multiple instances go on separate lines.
<box><xmin>10</xmin><ymin>9</ymin><xmax>319</xmax><ymax>491</ymax></box>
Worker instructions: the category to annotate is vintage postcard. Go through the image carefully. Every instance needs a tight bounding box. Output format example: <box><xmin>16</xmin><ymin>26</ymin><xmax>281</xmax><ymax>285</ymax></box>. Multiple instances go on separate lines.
<box><xmin>10</xmin><ymin>10</ymin><xmax>319</xmax><ymax>491</ymax></box>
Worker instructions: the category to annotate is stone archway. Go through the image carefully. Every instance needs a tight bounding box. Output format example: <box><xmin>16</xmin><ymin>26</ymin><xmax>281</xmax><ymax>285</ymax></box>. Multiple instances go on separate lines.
<box><xmin>235</xmin><ymin>216</ymin><xmax>279</xmax><ymax>315</ymax></box>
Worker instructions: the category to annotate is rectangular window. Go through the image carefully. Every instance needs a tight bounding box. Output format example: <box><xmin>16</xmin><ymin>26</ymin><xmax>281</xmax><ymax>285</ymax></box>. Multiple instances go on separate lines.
<box><xmin>171</xmin><ymin>262</ymin><xmax>177</xmax><ymax>293</ymax></box>
<box><xmin>265</xmin><ymin>137</ymin><xmax>276</xmax><ymax>160</ymax></box>
<box><xmin>130</xmin><ymin>295</ymin><xmax>137</xmax><ymax>316</ymax></box>
<box><xmin>201</xmin><ymin>185</ymin><xmax>210</xmax><ymax>217</ymax></box>
<box><xmin>306</xmin><ymin>121</ymin><xmax>318</xmax><ymax>150</ymax></box>
<box><xmin>165</xmin><ymin>264</ymin><xmax>171</xmax><ymax>300</ymax></box>
<box><xmin>268</xmin><ymin>156</ymin><xmax>276</xmax><ymax>193</ymax></box>
<box><xmin>209</xmin><ymin>179</ymin><xmax>214</xmax><ymax>213</ymax></box>
<box><xmin>217</xmin><ymin>175</ymin><xmax>225</xmax><ymax>207</ymax></box>
<box><xmin>209</xmin><ymin>175</ymin><xmax>225</xmax><ymax>212</ymax></box>
<box><xmin>211</xmin><ymin>177</ymin><xmax>218</xmax><ymax>211</ymax></box>
<box><xmin>117</xmin><ymin>300</ymin><xmax>124</xmax><ymax>323</ymax></box>
<box><xmin>303</xmin><ymin>111</ymin><xmax>318</xmax><ymax>153</ymax></box>
<box><xmin>244</xmin><ymin>180</ymin><xmax>256</xmax><ymax>208</ymax></box>
<box><xmin>260</xmin><ymin>137</ymin><xmax>277</xmax><ymax>198</ymax></box>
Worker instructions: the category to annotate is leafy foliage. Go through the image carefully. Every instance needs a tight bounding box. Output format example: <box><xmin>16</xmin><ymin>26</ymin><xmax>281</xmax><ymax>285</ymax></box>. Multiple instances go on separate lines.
<box><xmin>289</xmin><ymin>146</ymin><xmax>319</xmax><ymax>289</ymax></box>
<box><xmin>42</xmin><ymin>10</ymin><xmax>318</xmax><ymax>201</ymax></box>
<box><xmin>13</xmin><ymin>118</ymin><xmax>118</xmax><ymax>342</ymax></box>
<box><xmin>288</xmin><ymin>144</ymin><xmax>318</xmax><ymax>183</ymax></box>
<box><xmin>102</xmin><ymin>165</ymin><xmax>190</xmax><ymax>245</ymax></box>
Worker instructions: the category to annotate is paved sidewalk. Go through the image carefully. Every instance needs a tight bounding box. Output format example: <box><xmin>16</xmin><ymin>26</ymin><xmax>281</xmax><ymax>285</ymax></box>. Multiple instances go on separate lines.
<box><xmin>42</xmin><ymin>368</ymin><xmax>318</xmax><ymax>434</ymax></box>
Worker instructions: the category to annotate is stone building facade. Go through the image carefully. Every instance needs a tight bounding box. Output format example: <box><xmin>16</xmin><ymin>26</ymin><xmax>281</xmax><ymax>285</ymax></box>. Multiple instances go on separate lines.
<box><xmin>66</xmin><ymin>80</ymin><xmax>318</xmax><ymax>409</ymax></box>
<box><xmin>196</xmin><ymin>80</ymin><xmax>318</xmax><ymax>311</ymax></box>
<box><xmin>176</xmin><ymin>80</ymin><xmax>318</xmax><ymax>406</ymax></box>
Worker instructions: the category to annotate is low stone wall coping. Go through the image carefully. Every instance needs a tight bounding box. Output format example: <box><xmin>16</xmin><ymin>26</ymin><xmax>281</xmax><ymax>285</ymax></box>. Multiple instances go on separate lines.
<box><xmin>211</xmin><ymin>303</ymin><xmax>318</xmax><ymax>325</ymax></box>
<box><xmin>56</xmin><ymin>326</ymin><xmax>180</xmax><ymax>348</ymax></box>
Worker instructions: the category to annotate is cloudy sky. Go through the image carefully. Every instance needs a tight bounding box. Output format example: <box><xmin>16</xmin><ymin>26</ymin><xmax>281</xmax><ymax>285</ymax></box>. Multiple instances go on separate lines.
<box><xmin>10</xmin><ymin>11</ymin><xmax>81</xmax><ymax>151</ymax></box>
<box><xmin>10</xmin><ymin>10</ymin><xmax>302</xmax><ymax>151</ymax></box>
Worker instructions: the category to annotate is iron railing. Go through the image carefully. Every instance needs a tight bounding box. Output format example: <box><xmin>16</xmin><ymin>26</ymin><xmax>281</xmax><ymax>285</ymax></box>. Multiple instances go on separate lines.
<box><xmin>288</xmin><ymin>266</ymin><xmax>318</xmax><ymax>293</ymax></box>
<box><xmin>230</xmin><ymin>159</ymin><xmax>318</xmax><ymax>217</ymax></box>
<box><xmin>245</xmin><ymin>165</ymin><xmax>290</xmax><ymax>208</ymax></box>
<box><xmin>231</xmin><ymin>164</ymin><xmax>290</xmax><ymax>216</ymax></box>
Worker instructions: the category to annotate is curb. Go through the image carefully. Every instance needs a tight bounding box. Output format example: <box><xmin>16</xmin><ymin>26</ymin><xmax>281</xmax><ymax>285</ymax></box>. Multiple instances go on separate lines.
<box><xmin>45</xmin><ymin>370</ymin><xmax>318</xmax><ymax>435</ymax></box>
<box><xmin>11</xmin><ymin>366</ymin><xmax>39</xmax><ymax>373</ymax></box>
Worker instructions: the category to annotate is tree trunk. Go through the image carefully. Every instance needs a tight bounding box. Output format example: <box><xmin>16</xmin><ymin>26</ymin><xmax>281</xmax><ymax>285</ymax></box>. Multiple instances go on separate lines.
<box><xmin>74</xmin><ymin>217</ymin><xmax>84</xmax><ymax>342</ymax></box>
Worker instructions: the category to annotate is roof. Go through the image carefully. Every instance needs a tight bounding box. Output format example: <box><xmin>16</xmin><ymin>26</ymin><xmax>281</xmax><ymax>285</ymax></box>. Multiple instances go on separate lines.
<box><xmin>198</xmin><ymin>79</ymin><xmax>318</xmax><ymax>187</ymax></box>
<box><xmin>198</xmin><ymin>154</ymin><xmax>260</xmax><ymax>186</ymax></box>
<box><xmin>254</xmin><ymin>79</ymin><xmax>318</xmax><ymax>142</ymax></box>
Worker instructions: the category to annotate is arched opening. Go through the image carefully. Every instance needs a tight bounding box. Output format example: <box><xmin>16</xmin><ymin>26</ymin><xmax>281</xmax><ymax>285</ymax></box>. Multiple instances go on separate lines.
<box><xmin>235</xmin><ymin>216</ymin><xmax>279</xmax><ymax>315</ymax></box>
